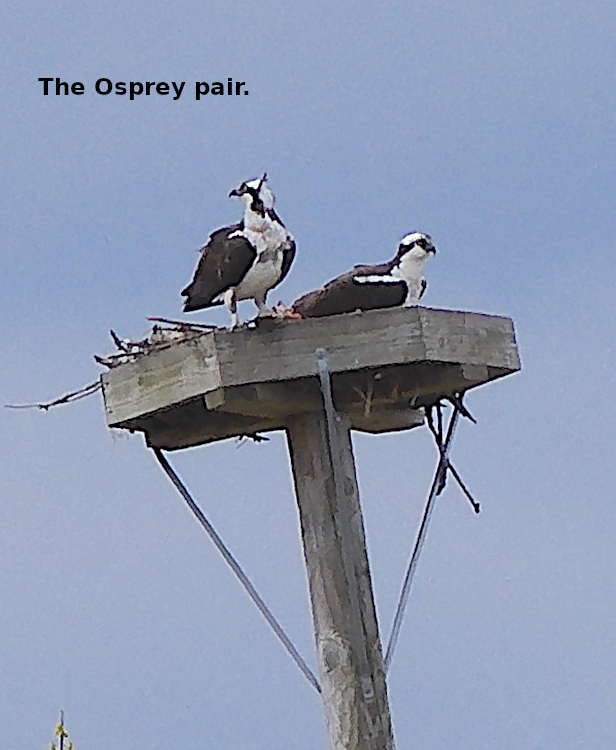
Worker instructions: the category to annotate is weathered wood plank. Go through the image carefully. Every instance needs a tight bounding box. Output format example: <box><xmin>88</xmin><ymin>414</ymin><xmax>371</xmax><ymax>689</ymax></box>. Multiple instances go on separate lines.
<box><xmin>212</xmin><ymin>308</ymin><xmax>519</xmax><ymax>387</ymax></box>
<box><xmin>350</xmin><ymin>406</ymin><xmax>424</xmax><ymax>433</ymax></box>
<box><xmin>103</xmin><ymin>336</ymin><xmax>221</xmax><ymax>425</ymax></box>
<box><xmin>419</xmin><ymin>309</ymin><xmax>519</xmax><ymax>369</ymax></box>
<box><xmin>213</xmin><ymin>308</ymin><xmax>426</xmax><ymax>386</ymax></box>
<box><xmin>203</xmin><ymin>380</ymin><xmax>322</xmax><ymax>419</ymax></box>
<box><xmin>141</xmin><ymin>403</ymin><xmax>281</xmax><ymax>450</ymax></box>
<box><xmin>102</xmin><ymin>307</ymin><xmax>520</xmax><ymax>445</ymax></box>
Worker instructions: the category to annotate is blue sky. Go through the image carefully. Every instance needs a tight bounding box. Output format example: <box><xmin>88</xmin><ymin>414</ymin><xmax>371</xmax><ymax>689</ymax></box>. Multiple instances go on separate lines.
<box><xmin>2</xmin><ymin>1</ymin><xmax>616</xmax><ymax>747</ymax></box>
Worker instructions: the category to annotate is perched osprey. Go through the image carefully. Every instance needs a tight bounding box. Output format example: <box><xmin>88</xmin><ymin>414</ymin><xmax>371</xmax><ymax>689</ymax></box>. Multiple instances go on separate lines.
<box><xmin>292</xmin><ymin>232</ymin><xmax>436</xmax><ymax>318</ymax></box>
<box><xmin>182</xmin><ymin>174</ymin><xmax>296</xmax><ymax>328</ymax></box>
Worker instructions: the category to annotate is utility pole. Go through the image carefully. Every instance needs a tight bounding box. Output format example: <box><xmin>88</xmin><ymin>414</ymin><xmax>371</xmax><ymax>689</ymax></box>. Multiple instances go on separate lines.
<box><xmin>287</xmin><ymin>408</ymin><xmax>394</xmax><ymax>749</ymax></box>
<box><xmin>101</xmin><ymin>306</ymin><xmax>520</xmax><ymax>749</ymax></box>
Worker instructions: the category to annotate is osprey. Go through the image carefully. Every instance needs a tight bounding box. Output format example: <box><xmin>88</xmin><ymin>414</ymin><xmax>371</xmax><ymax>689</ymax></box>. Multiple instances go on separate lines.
<box><xmin>182</xmin><ymin>174</ymin><xmax>296</xmax><ymax>328</ymax></box>
<box><xmin>292</xmin><ymin>232</ymin><xmax>436</xmax><ymax>318</ymax></box>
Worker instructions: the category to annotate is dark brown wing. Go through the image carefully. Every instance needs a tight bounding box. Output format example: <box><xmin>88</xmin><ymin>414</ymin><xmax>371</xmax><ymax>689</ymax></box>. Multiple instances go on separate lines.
<box><xmin>293</xmin><ymin>262</ymin><xmax>407</xmax><ymax>318</ymax></box>
<box><xmin>181</xmin><ymin>224</ymin><xmax>257</xmax><ymax>312</ymax></box>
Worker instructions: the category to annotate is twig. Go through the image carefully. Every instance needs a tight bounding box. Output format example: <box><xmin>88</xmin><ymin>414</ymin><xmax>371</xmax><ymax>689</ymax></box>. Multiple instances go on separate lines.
<box><xmin>351</xmin><ymin>382</ymin><xmax>374</xmax><ymax>418</ymax></box>
<box><xmin>147</xmin><ymin>316</ymin><xmax>218</xmax><ymax>330</ymax></box>
<box><xmin>110</xmin><ymin>329</ymin><xmax>129</xmax><ymax>351</ymax></box>
<box><xmin>426</xmin><ymin>400</ymin><xmax>481</xmax><ymax>512</ymax></box>
<box><xmin>236</xmin><ymin>432</ymin><xmax>270</xmax><ymax>448</ymax></box>
<box><xmin>436</xmin><ymin>401</ymin><xmax>444</xmax><ymax>441</ymax></box>
<box><xmin>448</xmin><ymin>392</ymin><xmax>477</xmax><ymax>423</ymax></box>
<box><xmin>364</xmin><ymin>381</ymin><xmax>374</xmax><ymax>418</ymax></box>
<box><xmin>448</xmin><ymin>463</ymin><xmax>481</xmax><ymax>513</ymax></box>
<box><xmin>5</xmin><ymin>380</ymin><xmax>101</xmax><ymax>410</ymax></box>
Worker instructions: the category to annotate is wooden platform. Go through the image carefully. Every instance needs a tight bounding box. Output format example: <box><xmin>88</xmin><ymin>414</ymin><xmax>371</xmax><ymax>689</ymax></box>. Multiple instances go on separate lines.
<box><xmin>101</xmin><ymin>307</ymin><xmax>520</xmax><ymax>450</ymax></box>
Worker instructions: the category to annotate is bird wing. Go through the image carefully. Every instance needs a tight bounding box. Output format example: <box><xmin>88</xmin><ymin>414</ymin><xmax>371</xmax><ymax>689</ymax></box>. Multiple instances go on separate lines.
<box><xmin>293</xmin><ymin>262</ymin><xmax>407</xmax><ymax>318</ymax></box>
<box><xmin>181</xmin><ymin>224</ymin><xmax>257</xmax><ymax>312</ymax></box>
<box><xmin>279</xmin><ymin>239</ymin><xmax>296</xmax><ymax>284</ymax></box>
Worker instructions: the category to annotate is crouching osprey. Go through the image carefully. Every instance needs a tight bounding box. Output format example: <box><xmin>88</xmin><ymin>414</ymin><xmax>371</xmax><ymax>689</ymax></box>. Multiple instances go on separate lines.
<box><xmin>292</xmin><ymin>232</ymin><xmax>436</xmax><ymax>318</ymax></box>
<box><xmin>182</xmin><ymin>174</ymin><xmax>296</xmax><ymax>328</ymax></box>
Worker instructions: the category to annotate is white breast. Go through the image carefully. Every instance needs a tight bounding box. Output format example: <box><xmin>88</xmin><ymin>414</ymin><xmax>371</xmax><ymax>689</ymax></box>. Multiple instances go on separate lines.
<box><xmin>240</xmin><ymin>221</ymin><xmax>290</xmax><ymax>254</ymax></box>
<box><xmin>228</xmin><ymin>206</ymin><xmax>292</xmax><ymax>302</ymax></box>
<box><xmin>391</xmin><ymin>247</ymin><xmax>430</xmax><ymax>306</ymax></box>
<box><xmin>235</xmin><ymin>249</ymin><xmax>284</xmax><ymax>300</ymax></box>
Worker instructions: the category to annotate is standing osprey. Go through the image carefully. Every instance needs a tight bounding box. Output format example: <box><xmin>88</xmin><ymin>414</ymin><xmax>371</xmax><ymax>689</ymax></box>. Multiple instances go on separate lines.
<box><xmin>292</xmin><ymin>232</ymin><xmax>436</xmax><ymax>318</ymax></box>
<box><xmin>182</xmin><ymin>174</ymin><xmax>296</xmax><ymax>328</ymax></box>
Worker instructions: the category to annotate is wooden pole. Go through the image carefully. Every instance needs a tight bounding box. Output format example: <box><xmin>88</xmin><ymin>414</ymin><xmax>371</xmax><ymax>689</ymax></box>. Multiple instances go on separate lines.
<box><xmin>286</xmin><ymin>410</ymin><xmax>395</xmax><ymax>750</ymax></box>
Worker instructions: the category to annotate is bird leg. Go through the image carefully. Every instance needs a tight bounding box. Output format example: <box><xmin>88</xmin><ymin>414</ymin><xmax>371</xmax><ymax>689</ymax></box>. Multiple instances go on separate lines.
<box><xmin>254</xmin><ymin>293</ymin><xmax>274</xmax><ymax>318</ymax></box>
<box><xmin>224</xmin><ymin>288</ymin><xmax>240</xmax><ymax>330</ymax></box>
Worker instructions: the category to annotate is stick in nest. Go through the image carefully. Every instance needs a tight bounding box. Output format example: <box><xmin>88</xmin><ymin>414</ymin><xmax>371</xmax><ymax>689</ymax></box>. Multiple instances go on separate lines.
<box><xmin>5</xmin><ymin>380</ymin><xmax>101</xmax><ymax>411</ymax></box>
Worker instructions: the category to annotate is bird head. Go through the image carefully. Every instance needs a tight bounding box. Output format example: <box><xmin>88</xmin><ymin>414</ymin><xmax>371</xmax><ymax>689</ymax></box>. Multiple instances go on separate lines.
<box><xmin>229</xmin><ymin>173</ymin><xmax>274</xmax><ymax>215</ymax></box>
<box><xmin>396</xmin><ymin>232</ymin><xmax>436</xmax><ymax>261</ymax></box>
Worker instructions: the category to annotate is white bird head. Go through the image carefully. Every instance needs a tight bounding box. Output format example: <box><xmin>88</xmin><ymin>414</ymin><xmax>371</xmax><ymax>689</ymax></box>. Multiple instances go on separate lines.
<box><xmin>229</xmin><ymin>173</ymin><xmax>275</xmax><ymax>214</ymax></box>
<box><xmin>396</xmin><ymin>232</ymin><xmax>436</xmax><ymax>261</ymax></box>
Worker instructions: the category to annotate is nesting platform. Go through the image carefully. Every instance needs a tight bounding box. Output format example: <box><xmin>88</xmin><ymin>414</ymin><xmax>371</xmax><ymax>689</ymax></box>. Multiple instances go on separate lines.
<box><xmin>101</xmin><ymin>307</ymin><xmax>520</xmax><ymax>450</ymax></box>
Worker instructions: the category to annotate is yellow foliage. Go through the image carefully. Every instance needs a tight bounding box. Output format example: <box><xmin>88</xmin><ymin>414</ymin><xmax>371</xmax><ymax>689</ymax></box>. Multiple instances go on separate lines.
<box><xmin>50</xmin><ymin>714</ymin><xmax>74</xmax><ymax>749</ymax></box>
